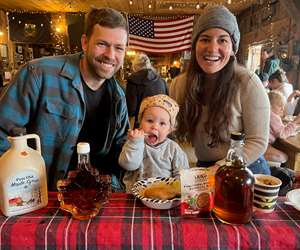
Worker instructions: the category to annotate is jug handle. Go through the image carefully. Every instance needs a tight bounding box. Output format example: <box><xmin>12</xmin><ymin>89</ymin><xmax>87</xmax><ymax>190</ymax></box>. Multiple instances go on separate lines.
<box><xmin>25</xmin><ymin>134</ymin><xmax>41</xmax><ymax>154</ymax></box>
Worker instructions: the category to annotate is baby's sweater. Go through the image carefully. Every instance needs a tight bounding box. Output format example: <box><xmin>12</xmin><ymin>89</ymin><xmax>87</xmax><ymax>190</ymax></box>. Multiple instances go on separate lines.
<box><xmin>269</xmin><ymin>111</ymin><xmax>297</xmax><ymax>144</ymax></box>
<box><xmin>119</xmin><ymin>137</ymin><xmax>189</xmax><ymax>193</ymax></box>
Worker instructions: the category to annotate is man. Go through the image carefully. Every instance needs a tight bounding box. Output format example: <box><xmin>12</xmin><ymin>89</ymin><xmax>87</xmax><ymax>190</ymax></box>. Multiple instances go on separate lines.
<box><xmin>259</xmin><ymin>46</ymin><xmax>280</xmax><ymax>81</ymax></box>
<box><xmin>0</xmin><ymin>8</ymin><xmax>129</xmax><ymax>191</ymax></box>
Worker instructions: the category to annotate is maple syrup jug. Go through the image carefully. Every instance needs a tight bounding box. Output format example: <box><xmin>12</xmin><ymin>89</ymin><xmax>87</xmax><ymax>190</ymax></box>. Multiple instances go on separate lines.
<box><xmin>0</xmin><ymin>128</ymin><xmax>48</xmax><ymax>216</ymax></box>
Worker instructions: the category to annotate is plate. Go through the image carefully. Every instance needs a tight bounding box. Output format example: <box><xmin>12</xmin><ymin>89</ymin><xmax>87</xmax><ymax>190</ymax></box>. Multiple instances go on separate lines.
<box><xmin>286</xmin><ymin>189</ymin><xmax>300</xmax><ymax>211</ymax></box>
<box><xmin>283</xmin><ymin>115</ymin><xmax>296</xmax><ymax>123</ymax></box>
<box><xmin>132</xmin><ymin>177</ymin><xmax>180</xmax><ymax>210</ymax></box>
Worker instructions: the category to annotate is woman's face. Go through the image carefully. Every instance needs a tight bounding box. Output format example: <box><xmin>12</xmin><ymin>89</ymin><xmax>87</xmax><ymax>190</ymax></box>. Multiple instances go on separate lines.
<box><xmin>195</xmin><ymin>28</ymin><xmax>233</xmax><ymax>75</ymax></box>
<box><xmin>268</xmin><ymin>79</ymin><xmax>281</xmax><ymax>90</ymax></box>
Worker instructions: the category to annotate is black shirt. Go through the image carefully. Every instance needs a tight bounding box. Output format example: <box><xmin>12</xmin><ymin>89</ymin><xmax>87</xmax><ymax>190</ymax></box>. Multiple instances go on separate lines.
<box><xmin>69</xmin><ymin>79</ymin><xmax>111</xmax><ymax>169</ymax></box>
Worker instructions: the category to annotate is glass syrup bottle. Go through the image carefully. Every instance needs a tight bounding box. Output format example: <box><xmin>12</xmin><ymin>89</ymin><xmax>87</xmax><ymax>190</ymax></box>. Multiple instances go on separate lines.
<box><xmin>57</xmin><ymin>142</ymin><xmax>111</xmax><ymax>220</ymax></box>
<box><xmin>213</xmin><ymin>132</ymin><xmax>254</xmax><ymax>224</ymax></box>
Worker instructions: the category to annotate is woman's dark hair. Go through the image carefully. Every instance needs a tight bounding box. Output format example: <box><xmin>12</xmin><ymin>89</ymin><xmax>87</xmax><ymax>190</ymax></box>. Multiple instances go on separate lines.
<box><xmin>176</xmin><ymin>45</ymin><xmax>237</xmax><ymax>146</ymax></box>
<box><xmin>84</xmin><ymin>8</ymin><xmax>128</xmax><ymax>39</ymax></box>
<box><xmin>269</xmin><ymin>68</ymin><xmax>287</xmax><ymax>83</ymax></box>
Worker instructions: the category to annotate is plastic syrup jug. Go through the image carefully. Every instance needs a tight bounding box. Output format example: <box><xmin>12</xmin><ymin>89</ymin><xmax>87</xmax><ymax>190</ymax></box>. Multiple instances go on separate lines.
<box><xmin>0</xmin><ymin>128</ymin><xmax>48</xmax><ymax>216</ymax></box>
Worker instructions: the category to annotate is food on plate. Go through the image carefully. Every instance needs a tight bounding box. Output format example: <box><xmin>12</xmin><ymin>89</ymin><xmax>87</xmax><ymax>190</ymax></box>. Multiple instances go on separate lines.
<box><xmin>142</xmin><ymin>180</ymin><xmax>180</xmax><ymax>200</ymax></box>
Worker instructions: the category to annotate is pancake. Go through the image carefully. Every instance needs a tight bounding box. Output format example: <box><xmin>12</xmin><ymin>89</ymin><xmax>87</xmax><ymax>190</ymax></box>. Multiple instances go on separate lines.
<box><xmin>142</xmin><ymin>181</ymin><xmax>180</xmax><ymax>200</ymax></box>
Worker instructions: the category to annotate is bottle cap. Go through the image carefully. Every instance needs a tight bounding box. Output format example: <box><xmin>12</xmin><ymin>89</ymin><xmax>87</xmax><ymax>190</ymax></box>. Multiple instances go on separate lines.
<box><xmin>10</xmin><ymin>127</ymin><xmax>27</xmax><ymax>136</ymax></box>
<box><xmin>230</xmin><ymin>132</ymin><xmax>245</xmax><ymax>141</ymax></box>
<box><xmin>77</xmin><ymin>142</ymin><xmax>90</xmax><ymax>154</ymax></box>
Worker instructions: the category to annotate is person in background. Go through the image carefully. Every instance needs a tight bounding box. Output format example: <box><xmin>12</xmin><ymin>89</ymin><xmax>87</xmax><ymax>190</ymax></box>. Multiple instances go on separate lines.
<box><xmin>170</xmin><ymin>59</ymin><xmax>190</xmax><ymax>91</ymax></box>
<box><xmin>259</xmin><ymin>46</ymin><xmax>280</xmax><ymax>81</ymax></box>
<box><xmin>268</xmin><ymin>68</ymin><xmax>293</xmax><ymax>100</ymax></box>
<box><xmin>168</xmin><ymin>66</ymin><xmax>180</xmax><ymax>79</ymax></box>
<box><xmin>126</xmin><ymin>52</ymin><xmax>168</xmax><ymax>128</ymax></box>
<box><xmin>287</xmin><ymin>90</ymin><xmax>300</xmax><ymax>116</ymax></box>
<box><xmin>0</xmin><ymin>60</ymin><xmax>3</xmax><ymax>88</ymax></box>
<box><xmin>260</xmin><ymin>72</ymin><xmax>269</xmax><ymax>89</ymax></box>
<box><xmin>264</xmin><ymin>91</ymin><xmax>300</xmax><ymax>164</ymax></box>
<box><xmin>119</xmin><ymin>94</ymin><xmax>189</xmax><ymax>193</ymax></box>
<box><xmin>170</xmin><ymin>6</ymin><xmax>270</xmax><ymax>174</ymax></box>
<box><xmin>0</xmin><ymin>8</ymin><xmax>129</xmax><ymax>191</ymax></box>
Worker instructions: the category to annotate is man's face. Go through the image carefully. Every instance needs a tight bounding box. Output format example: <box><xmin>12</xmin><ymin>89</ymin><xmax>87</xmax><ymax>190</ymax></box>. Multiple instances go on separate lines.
<box><xmin>261</xmin><ymin>51</ymin><xmax>269</xmax><ymax>61</ymax></box>
<box><xmin>81</xmin><ymin>24</ymin><xmax>127</xmax><ymax>81</ymax></box>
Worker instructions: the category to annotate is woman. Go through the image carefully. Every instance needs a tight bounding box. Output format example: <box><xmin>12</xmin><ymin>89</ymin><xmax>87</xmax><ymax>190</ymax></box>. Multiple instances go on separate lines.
<box><xmin>268</xmin><ymin>68</ymin><xmax>293</xmax><ymax>100</ymax></box>
<box><xmin>126</xmin><ymin>53</ymin><xmax>168</xmax><ymax>128</ymax></box>
<box><xmin>170</xmin><ymin>6</ymin><xmax>270</xmax><ymax>174</ymax></box>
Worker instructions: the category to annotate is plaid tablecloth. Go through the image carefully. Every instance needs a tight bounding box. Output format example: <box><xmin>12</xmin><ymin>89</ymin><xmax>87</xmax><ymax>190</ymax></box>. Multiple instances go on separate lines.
<box><xmin>0</xmin><ymin>192</ymin><xmax>300</xmax><ymax>250</ymax></box>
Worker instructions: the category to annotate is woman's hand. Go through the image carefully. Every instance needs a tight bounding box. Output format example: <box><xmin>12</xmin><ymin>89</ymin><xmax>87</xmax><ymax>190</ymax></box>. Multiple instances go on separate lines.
<box><xmin>287</xmin><ymin>90</ymin><xmax>300</xmax><ymax>102</ymax></box>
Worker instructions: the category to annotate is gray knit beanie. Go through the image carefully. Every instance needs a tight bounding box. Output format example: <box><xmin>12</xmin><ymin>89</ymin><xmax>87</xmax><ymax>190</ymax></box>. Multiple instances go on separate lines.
<box><xmin>192</xmin><ymin>6</ymin><xmax>240</xmax><ymax>53</ymax></box>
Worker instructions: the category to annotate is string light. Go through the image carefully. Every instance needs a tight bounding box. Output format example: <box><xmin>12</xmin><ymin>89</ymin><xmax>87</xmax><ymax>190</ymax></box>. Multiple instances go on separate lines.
<box><xmin>126</xmin><ymin>50</ymin><xmax>136</xmax><ymax>56</ymax></box>
<box><xmin>148</xmin><ymin>4</ymin><xmax>152</xmax><ymax>9</ymax></box>
<box><xmin>196</xmin><ymin>4</ymin><xmax>200</xmax><ymax>9</ymax></box>
<box><xmin>228</xmin><ymin>0</ymin><xmax>232</xmax><ymax>4</ymax></box>
<box><xmin>169</xmin><ymin>6</ymin><xmax>173</xmax><ymax>10</ymax></box>
<box><xmin>129</xmin><ymin>0</ymin><xmax>133</xmax><ymax>5</ymax></box>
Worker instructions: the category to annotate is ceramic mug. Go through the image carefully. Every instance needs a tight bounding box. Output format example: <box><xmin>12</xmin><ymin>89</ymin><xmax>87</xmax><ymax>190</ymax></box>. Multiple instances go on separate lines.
<box><xmin>253</xmin><ymin>174</ymin><xmax>282</xmax><ymax>213</ymax></box>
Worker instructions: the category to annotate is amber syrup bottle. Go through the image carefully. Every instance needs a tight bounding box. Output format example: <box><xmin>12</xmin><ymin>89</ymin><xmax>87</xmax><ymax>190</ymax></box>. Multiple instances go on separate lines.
<box><xmin>213</xmin><ymin>132</ymin><xmax>254</xmax><ymax>224</ymax></box>
<box><xmin>57</xmin><ymin>142</ymin><xmax>111</xmax><ymax>220</ymax></box>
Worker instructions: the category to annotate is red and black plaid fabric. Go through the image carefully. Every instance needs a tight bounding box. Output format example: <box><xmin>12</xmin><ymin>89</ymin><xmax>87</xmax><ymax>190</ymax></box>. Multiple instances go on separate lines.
<box><xmin>1</xmin><ymin>192</ymin><xmax>300</xmax><ymax>249</ymax></box>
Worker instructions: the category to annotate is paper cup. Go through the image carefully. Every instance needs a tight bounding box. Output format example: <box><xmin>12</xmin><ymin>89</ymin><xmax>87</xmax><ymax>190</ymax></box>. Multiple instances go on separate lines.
<box><xmin>253</xmin><ymin>174</ymin><xmax>282</xmax><ymax>213</ymax></box>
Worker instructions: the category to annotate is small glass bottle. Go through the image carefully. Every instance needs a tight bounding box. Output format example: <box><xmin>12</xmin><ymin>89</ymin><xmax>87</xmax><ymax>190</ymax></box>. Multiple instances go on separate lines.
<box><xmin>213</xmin><ymin>132</ymin><xmax>254</xmax><ymax>224</ymax></box>
<box><xmin>57</xmin><ymin>142</ymin><xmax>111</xmax><ymax>220</ymax></box>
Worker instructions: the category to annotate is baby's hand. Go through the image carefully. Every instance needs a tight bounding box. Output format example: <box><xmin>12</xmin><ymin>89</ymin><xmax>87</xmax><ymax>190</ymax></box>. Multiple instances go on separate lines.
<box><xmin>127</xmin><ymin>129</ymin><xmax>146</xmax><ymax>140</ymax></box>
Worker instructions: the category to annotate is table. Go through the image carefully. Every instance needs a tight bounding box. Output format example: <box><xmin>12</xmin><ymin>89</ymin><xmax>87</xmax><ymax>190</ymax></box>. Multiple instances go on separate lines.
<box><xmin>1</xmin><ymin>192</ymin><xmax>300</xmax><ymax>249</ymax></box>
<box><xmin>275</xmin><ymin>133</ymin><xmax>300</xmax><ymax>171</ymax></box>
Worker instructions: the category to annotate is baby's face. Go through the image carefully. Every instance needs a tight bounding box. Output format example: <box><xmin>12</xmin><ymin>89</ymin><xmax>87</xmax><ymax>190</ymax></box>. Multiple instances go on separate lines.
<box><xmin>271</xmin><ymin>101</ymin><xmax>285</xmax><ymax>118</ymax></box>
<box><xmin>140</xmin><ymin>106</ymin><xmax>172</xmax><ymax>146</ymax></box>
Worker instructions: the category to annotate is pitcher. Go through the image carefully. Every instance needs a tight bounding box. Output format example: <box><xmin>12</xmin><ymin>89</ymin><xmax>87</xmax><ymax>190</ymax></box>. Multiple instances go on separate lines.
<box><xmin>0</xmin><ymin>128</ymin><xmax>48</xmax><ymax>216</ymax></box>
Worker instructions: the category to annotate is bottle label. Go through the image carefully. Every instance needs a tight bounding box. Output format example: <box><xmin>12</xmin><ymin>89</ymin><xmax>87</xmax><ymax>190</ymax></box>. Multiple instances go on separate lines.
<box><xmin>180</xmin><ymin>168</ymin><xmax>214</xmax><ymax>216</ymax></box>
<box><xmin>6</xmin><ymin>171</ymin><xmax>42</xmax><ymax>213</ymax></box>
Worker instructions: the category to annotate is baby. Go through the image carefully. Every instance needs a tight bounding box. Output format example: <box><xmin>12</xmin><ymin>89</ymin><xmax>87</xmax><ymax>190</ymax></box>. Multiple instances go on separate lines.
<box><xmin>119</xmin><ymin>94</ymin><xmax>189</xmax><ymax>193</ymax></box>
<box><xmin>264</xmin><ymin>90</ymin><xmax>300</xmax><ymax>163</ymax></box>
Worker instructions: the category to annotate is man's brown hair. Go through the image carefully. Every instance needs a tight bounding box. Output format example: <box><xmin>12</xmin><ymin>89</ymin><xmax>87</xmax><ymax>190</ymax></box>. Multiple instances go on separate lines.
<box><xmin>84</xmin><ymin>8</ymin><xmax>128</xmax><ymax>39</ymax></box>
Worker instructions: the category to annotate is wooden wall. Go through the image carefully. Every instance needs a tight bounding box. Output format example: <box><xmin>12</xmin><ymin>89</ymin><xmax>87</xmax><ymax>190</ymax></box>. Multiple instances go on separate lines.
<box><xmin>238</xmin><ymin>0</ymin><xmax>300</xmax><ymax>88</ymax></box>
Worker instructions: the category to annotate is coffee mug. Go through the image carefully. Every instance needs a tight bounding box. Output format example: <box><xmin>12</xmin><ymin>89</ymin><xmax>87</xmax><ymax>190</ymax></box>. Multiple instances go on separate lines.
<box><xmin>253</xmin><ymin>174</ymin><xmax>282</xmax><ymax>213</ymax></box>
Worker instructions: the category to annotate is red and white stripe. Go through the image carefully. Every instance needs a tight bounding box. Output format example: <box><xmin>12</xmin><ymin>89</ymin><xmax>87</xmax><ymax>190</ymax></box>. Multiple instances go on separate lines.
<box><xmin>129</xmin><ymin>16</ymin><xmax>194</xmax><ymax>54</ymax></box>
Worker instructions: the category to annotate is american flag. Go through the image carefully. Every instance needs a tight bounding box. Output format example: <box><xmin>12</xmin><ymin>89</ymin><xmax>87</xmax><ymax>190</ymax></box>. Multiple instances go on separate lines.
<box><xmin>128</xmin><ymin>15</ymin><xmax>194</xmax><ymax>54</ymax></box>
